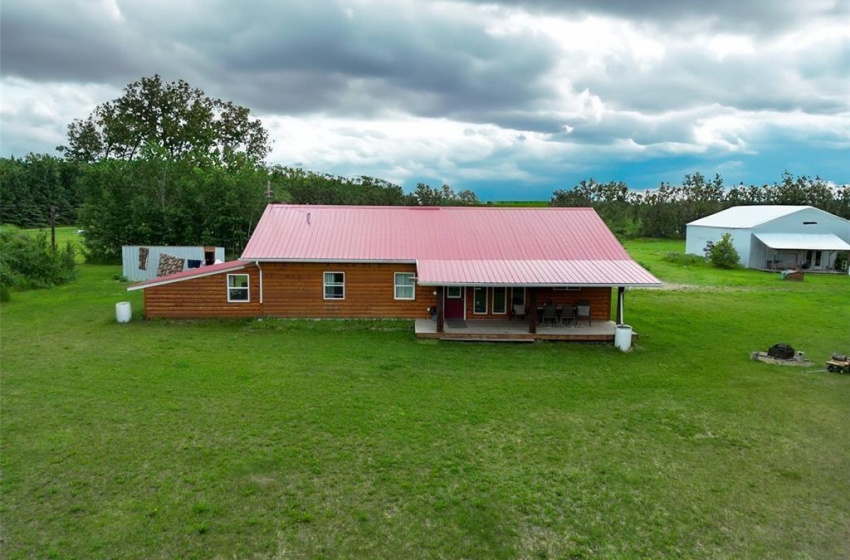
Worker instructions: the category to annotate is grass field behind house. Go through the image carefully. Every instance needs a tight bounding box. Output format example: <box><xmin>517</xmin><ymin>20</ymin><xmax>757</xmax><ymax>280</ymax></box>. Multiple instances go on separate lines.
<box><xmin>20</xmin><ymin>226</ymin><xmax>86</xmax><ymax>263</ymax></box>
<box><xmin>2</xmin><ymin>240</ymin><xmax>849</xmax><ymax>559</ymax></box>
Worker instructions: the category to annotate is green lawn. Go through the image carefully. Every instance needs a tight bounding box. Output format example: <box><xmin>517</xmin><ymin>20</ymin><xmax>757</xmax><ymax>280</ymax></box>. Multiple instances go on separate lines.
<box><xmin>2</xmin><ymin>242</ymin><xmax>849</xmax><ymax>559</ymax></box>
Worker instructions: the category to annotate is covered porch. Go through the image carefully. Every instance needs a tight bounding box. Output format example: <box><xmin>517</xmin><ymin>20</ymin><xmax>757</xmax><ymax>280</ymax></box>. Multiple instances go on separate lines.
<box><xmin>753</xmin><ymin>233</ymin><xmax>850</xmax><ymax>272</ymax></box>
<box><xmin>418</xmin><ymin>284</ymin><xmax>635</xmax><ymax>342</ymax></box>
<box><xmin>414</xmin><ymin>318</ymin><xmax>630</xmax><ymax>342</ymax></box>
<box><xmin>413</xmin><ymin>257</ymin><xmax>660</xmax><ymax>343</ymax></box>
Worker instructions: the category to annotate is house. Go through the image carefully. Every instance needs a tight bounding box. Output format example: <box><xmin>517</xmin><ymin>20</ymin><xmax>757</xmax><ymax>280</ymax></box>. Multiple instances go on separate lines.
<box><xmin>128</xmin><ymin>205</ymin><xmax>661</xmax><ymax>341</ymax></box>
<box><xmin>685</xmin><ymin>206</ymin><xmax>850</xmax><ymax>271</ymax></box>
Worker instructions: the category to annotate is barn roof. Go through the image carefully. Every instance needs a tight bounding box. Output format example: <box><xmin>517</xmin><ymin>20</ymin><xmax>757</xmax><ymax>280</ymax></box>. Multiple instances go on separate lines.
<box><xmin>687</xmin><ymin>205</ymin><xmax>815</xmax><ymax>228</ymax></box>
<box><xmin>241</xmin><ymin>205</ymin><xmax>660</xmax><ymax>286</ymax></box>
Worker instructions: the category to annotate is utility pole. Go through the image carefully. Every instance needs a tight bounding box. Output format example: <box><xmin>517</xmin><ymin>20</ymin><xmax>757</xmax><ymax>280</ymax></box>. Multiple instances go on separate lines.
<box><xmin>50</xmin><ymin>205</ymin><xmax>57</xmax><ymax>253</ymax></box>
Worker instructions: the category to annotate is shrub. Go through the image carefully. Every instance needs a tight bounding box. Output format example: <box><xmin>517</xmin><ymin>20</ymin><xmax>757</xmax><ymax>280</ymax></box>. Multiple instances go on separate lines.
<box><xmin>663</xmin><ymin>252</ymin><xmax>705</xmax><ymax>266</ymax></box>
<box><xmin>0</xmin><ymin>226</ymin><xmax>77</xmax><ymax>296</ymax></box>
<box><xmin>708</xmin><ymin>233</ymin><xmax>740</xmax><ymax>269</ymax></box>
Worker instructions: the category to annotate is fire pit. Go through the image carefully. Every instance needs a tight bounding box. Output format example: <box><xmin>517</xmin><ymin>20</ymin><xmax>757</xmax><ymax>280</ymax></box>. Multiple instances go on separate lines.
<box><xmin>751</xmin><ymin>343</ymin><xmax>814</xmax><ymax>367</ymax></box>
<box><xmin>767</xmin><ymin>343</ymin><xmax>795</xmax><ymax>360</ymax></box>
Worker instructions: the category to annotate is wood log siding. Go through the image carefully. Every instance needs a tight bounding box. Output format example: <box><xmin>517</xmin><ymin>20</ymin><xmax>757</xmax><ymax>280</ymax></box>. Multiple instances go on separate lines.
<box><xmin>260</xmin><ymin>262</ymin><xmax>428</xmax><ymax>319</ymax></box>
<box><xmin>142</xmin><ymin>264</ymin><xmax>261</xmax><ymax>319</ymax></box>
<box><xmin>141</xmin><ymin>261</ymin><xmax>615</xmax><ymax>322</ymax></box>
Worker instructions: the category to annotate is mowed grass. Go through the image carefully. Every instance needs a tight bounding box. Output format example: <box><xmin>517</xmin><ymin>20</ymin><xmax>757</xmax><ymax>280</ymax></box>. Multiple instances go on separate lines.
<box><xmin>2</xmin><ymin>243</ymin><xmax>849</xmax><ymax>559</ymax></box>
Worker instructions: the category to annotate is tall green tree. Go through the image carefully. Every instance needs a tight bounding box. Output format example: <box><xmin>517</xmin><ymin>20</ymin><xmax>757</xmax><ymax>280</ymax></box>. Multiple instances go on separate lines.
<box><xmin>551</xmin><ymin>179</ymin><xmax>639</xmax><ymax>237</ymax></box>
<box><xmin>61</xmin><ymin>75</ymin><xmax>269</xmax><ymax>168</ymax></box>
<box><xmin>0</xmin><ymin>155</ymin><xmax>81</xmax><ymax>227</ymax></box>
<box><xmin>412</xmin><ymin>183</ymin><xmax>479</xmax><ymax>206</ymax></box>
<box><xmin>66</xmin><ymin>76</ymin><xmax>273</xmax><ymax>259</ymax></box>
<box><xmin>78</xmin><ymin>159</ymin><xmax>268</xmax><ymax>260</ymax></box>
<box><xmin>270</xmin><ymin>166</ymin><xmax>412</xmax><ymax>206</ymax></box>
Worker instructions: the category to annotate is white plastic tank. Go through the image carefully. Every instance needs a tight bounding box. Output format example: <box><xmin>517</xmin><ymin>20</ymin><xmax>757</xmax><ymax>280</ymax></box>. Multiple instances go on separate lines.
<box><xmin>614</xmin><ymin>324</ymin><xmax>633</xmax><ymax>351</ymax></box>
<box><xmin>115</xmin><ymin>301</ymin><xmax>132</xmax><ymax>323</ymax></box>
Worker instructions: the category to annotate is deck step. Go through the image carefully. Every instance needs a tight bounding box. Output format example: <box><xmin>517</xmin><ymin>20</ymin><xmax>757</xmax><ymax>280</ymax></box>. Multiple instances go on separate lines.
<box><xmin>442</xmin><ymin>337</ymin><xmax>536</xmax><ymax>343</ymax></box>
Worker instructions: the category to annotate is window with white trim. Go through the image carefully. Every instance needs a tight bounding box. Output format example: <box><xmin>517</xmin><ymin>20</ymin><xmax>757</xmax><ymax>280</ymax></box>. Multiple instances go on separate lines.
<box><xmin>492</xmin><ymin>287</ymin><xmax>507</xmax><ymax>314</ymax></box>
<box><xmin>323</xmin><ymin>272</ymin><xmax>345</xmax><ymax>300</ymax></box>
<box><xmin>394</xmin><ymin>272</ymin><xmax>415</xmax><ymax>300</ymax></box>
<box><xmin>447</xmin><ymin>286</ymin><xmax>462</xmax><ymax>298</ymax></box>
<box><xmin>227</xmin><ymin>274</ymin><xmax>250</xmax><ymax>302</ymax></box>
<box><xmin>473</xmin><ymin>287</ymin><xmax>488</xmax><ymax>314</ymax></box>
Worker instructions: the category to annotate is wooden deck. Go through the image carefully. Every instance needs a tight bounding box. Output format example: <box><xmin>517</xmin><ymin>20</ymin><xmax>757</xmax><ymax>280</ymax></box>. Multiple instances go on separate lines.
<box><xmin>415</xmin><ymin>319</ymin><xmax>628</xmax><ymax>342</ymax></box>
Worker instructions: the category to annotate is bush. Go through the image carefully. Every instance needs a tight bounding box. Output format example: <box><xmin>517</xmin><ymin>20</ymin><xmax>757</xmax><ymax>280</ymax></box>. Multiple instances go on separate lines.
<box><xmin>663</xmin><ymin>252</ymin><xmax>705</xmax><ymax>266</ymax></box>
<box><xmin>0</xmin><ymin>226</ymin><xmax>77</xmax><ymax>296</ymax></box>
<box><xmin>708</xmin><ymin>233</ymin><xmax>740</xmax><ymax>269</ymax></box>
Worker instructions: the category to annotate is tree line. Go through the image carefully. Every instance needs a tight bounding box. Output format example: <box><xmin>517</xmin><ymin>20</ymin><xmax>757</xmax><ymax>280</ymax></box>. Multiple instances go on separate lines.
<box><xmin>1</xmin><ymin>75</ymin><xmax>847</xmax><ymax>262</ymax></box>
<box><xmin>550</xmin><ymin>173</ymin><xmax>849</xmax><ymax>239</ymax></box>
<box><xmin>0</xmin><ymin>153</ymin><xmax>480</xmax><ymax>260</ymax></box>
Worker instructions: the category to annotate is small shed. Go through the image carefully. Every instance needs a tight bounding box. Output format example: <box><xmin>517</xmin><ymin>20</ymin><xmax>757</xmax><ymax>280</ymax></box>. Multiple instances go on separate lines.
<box><xmin>122</xmin><ymin>245</ymin><xmax>225</xmax><ymax>281</ymax></box>
<box><xmin>685</xmin><ymin>206</ymin><xmax>850</xmax><ymax>271</ymax></box>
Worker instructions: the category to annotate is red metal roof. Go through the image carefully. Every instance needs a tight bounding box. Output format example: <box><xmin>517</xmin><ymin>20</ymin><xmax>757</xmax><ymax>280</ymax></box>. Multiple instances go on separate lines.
<box><xmin>241</xmin><ymin>205</ymin><xmax>661</xmax><ymax>286</ymax></box>
<box><xmin>416</xmin><ymin>259</ymin><xmax>659</xmax><ymax>287</ymax></box>
<box><xmin>127</xmin><ymin>260</ymin><xmax>250</xmax><ymax>291</ymax></box>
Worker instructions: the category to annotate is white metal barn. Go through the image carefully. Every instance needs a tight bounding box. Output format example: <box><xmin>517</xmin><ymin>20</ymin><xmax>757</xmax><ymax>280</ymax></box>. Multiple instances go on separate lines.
<box><xmin>685</xmin><ymin>206</ymin><xmax>850</xmax><ymax>271</ymax></box>
<box><xmin>122</xmin><ymin>245</ymin><xmax>225</xmax><ymax>281</ymax></box>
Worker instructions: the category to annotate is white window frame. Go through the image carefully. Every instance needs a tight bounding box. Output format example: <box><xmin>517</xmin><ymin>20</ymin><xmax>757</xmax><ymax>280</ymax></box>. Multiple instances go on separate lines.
<box><xmin>227</xmin><ymin>274</ymin><xmax>250</xmax><ymax>303</ymax></box>
<box><xmin>473</xmin><ymin>287</ymin><xmax>488</xmax><ymax>315</ymax></box>
<box><xmin>323</xmin><ymin>271</ymin><xmax>345</xmax><ymax>300</ymax></box>
<box><xmin>447</xmin><ymin>286</ymin><xmax>463</xmax><ymax>298</ymax></box>
<box><xmin>492</xmin><ymin>287</ymin><xmax>507</xmax><ymax>315</ymax></box>
<box><xmin>394</xmin><ymin>272</ymin><xmax>416</xmax><ymax>300</ymax></box>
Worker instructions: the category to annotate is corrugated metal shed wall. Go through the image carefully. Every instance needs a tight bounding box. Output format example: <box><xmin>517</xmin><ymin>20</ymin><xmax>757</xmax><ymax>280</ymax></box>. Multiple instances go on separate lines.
<box><xmin>685</xmin><ymin>226</ymin><xmax>752</xmax><ymax>264</ymax></box>
<box><xmin>122</xmin><ymin>246</ymin><xmax>225</xmax><ymax>281</ymax></box>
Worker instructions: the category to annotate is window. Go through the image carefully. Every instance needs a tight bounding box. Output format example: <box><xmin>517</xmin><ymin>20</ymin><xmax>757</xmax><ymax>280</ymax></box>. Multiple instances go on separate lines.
<box><xmin>803</xmin><ymin>221</ymin><xmax>817</xmax><ymax>225</ymax></box>
<box><xmin>553</xmin><ymin>286</ymin><xmax>582</xmax><ymax>291</ymax></box>
<box><xmin>227</xmin><ymin>274</ymin><xmax>249</xmax><ymax>302</ymax></box>
<box><xmin>511</xmin><ymin>288</ymin><xmax>525</xmax><ymax>306</ymax></box>
<box><xmin>447</xmin><ymin>286</ymin><xmax>462</xmax><ymax>298</ymax></box>
<box><xmin>394</xmin><ymin>272</ymin><xmax>415</xmax><ymax>300</ymax></box>
<box><xmin>324</xmin><ymin>272</ymin><xmax>345</xmax><ymax>299</ymax></box>
<box><xmin>492</xmin><ymin>287</ymin><xmax>507</xmax><ymax>314</ymax></box>
<box><xmin>473</xmin><ymin>287</ymin><xmax>488</xmax><ymax>314</ymax></box>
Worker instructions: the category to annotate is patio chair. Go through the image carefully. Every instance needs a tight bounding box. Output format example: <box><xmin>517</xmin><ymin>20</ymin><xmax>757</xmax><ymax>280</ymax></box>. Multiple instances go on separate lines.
<box><xmin>541</xmin><ymin>303</ymin><xmax>558</xmax><ymax>326</ymax></box>
<box><xmin>512</xmin><ymin>304</ymin><xmax>526</xmax><ymax>320</ymax></box>
<box><xmin>560</xmin><ymin>305</ymin><xmax>576</xmax><ymax>327</ymax></box>
<box><xmin>576</xmin><ymin>300</ymin><xmax>591</xmax><ymax>326</ymax></box>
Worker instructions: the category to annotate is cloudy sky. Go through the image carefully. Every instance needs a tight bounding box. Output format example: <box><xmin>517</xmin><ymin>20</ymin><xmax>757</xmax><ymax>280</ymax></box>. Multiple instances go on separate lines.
<box><xmin>1</xmin><ymin>0</ymin><xmax>848</xmax><ymax>200</ymax></box>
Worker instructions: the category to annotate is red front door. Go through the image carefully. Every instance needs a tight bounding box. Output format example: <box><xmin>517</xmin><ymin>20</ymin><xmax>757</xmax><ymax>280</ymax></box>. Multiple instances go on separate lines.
<box><xmin>444</xmin><ymin>287</ymin><xmax>465</xmax><ymax>319</ymax></box>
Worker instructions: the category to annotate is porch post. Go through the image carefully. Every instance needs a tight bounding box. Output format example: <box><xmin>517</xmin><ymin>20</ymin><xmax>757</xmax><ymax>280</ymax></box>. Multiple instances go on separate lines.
<box><xmin>436</xmin><ymin>286</ymin><xmax>445</xmax><ymax>333</ymax></box>
<box><xmin>528</xmin><ymin>288</ymin><xmax>537</xmax><ymax>334</ymax></box>
<box><xmin>616</xmin><ymin>286</ymin><xmax>625</xmax><ymax>324</ymax></box>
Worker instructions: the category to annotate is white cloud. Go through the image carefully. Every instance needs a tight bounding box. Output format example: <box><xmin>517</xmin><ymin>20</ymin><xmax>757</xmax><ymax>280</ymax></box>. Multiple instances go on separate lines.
<box><xmin>1</xmin><ymin>0</ymin><xmax>847</xmax><ymax>195</ymax></box>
